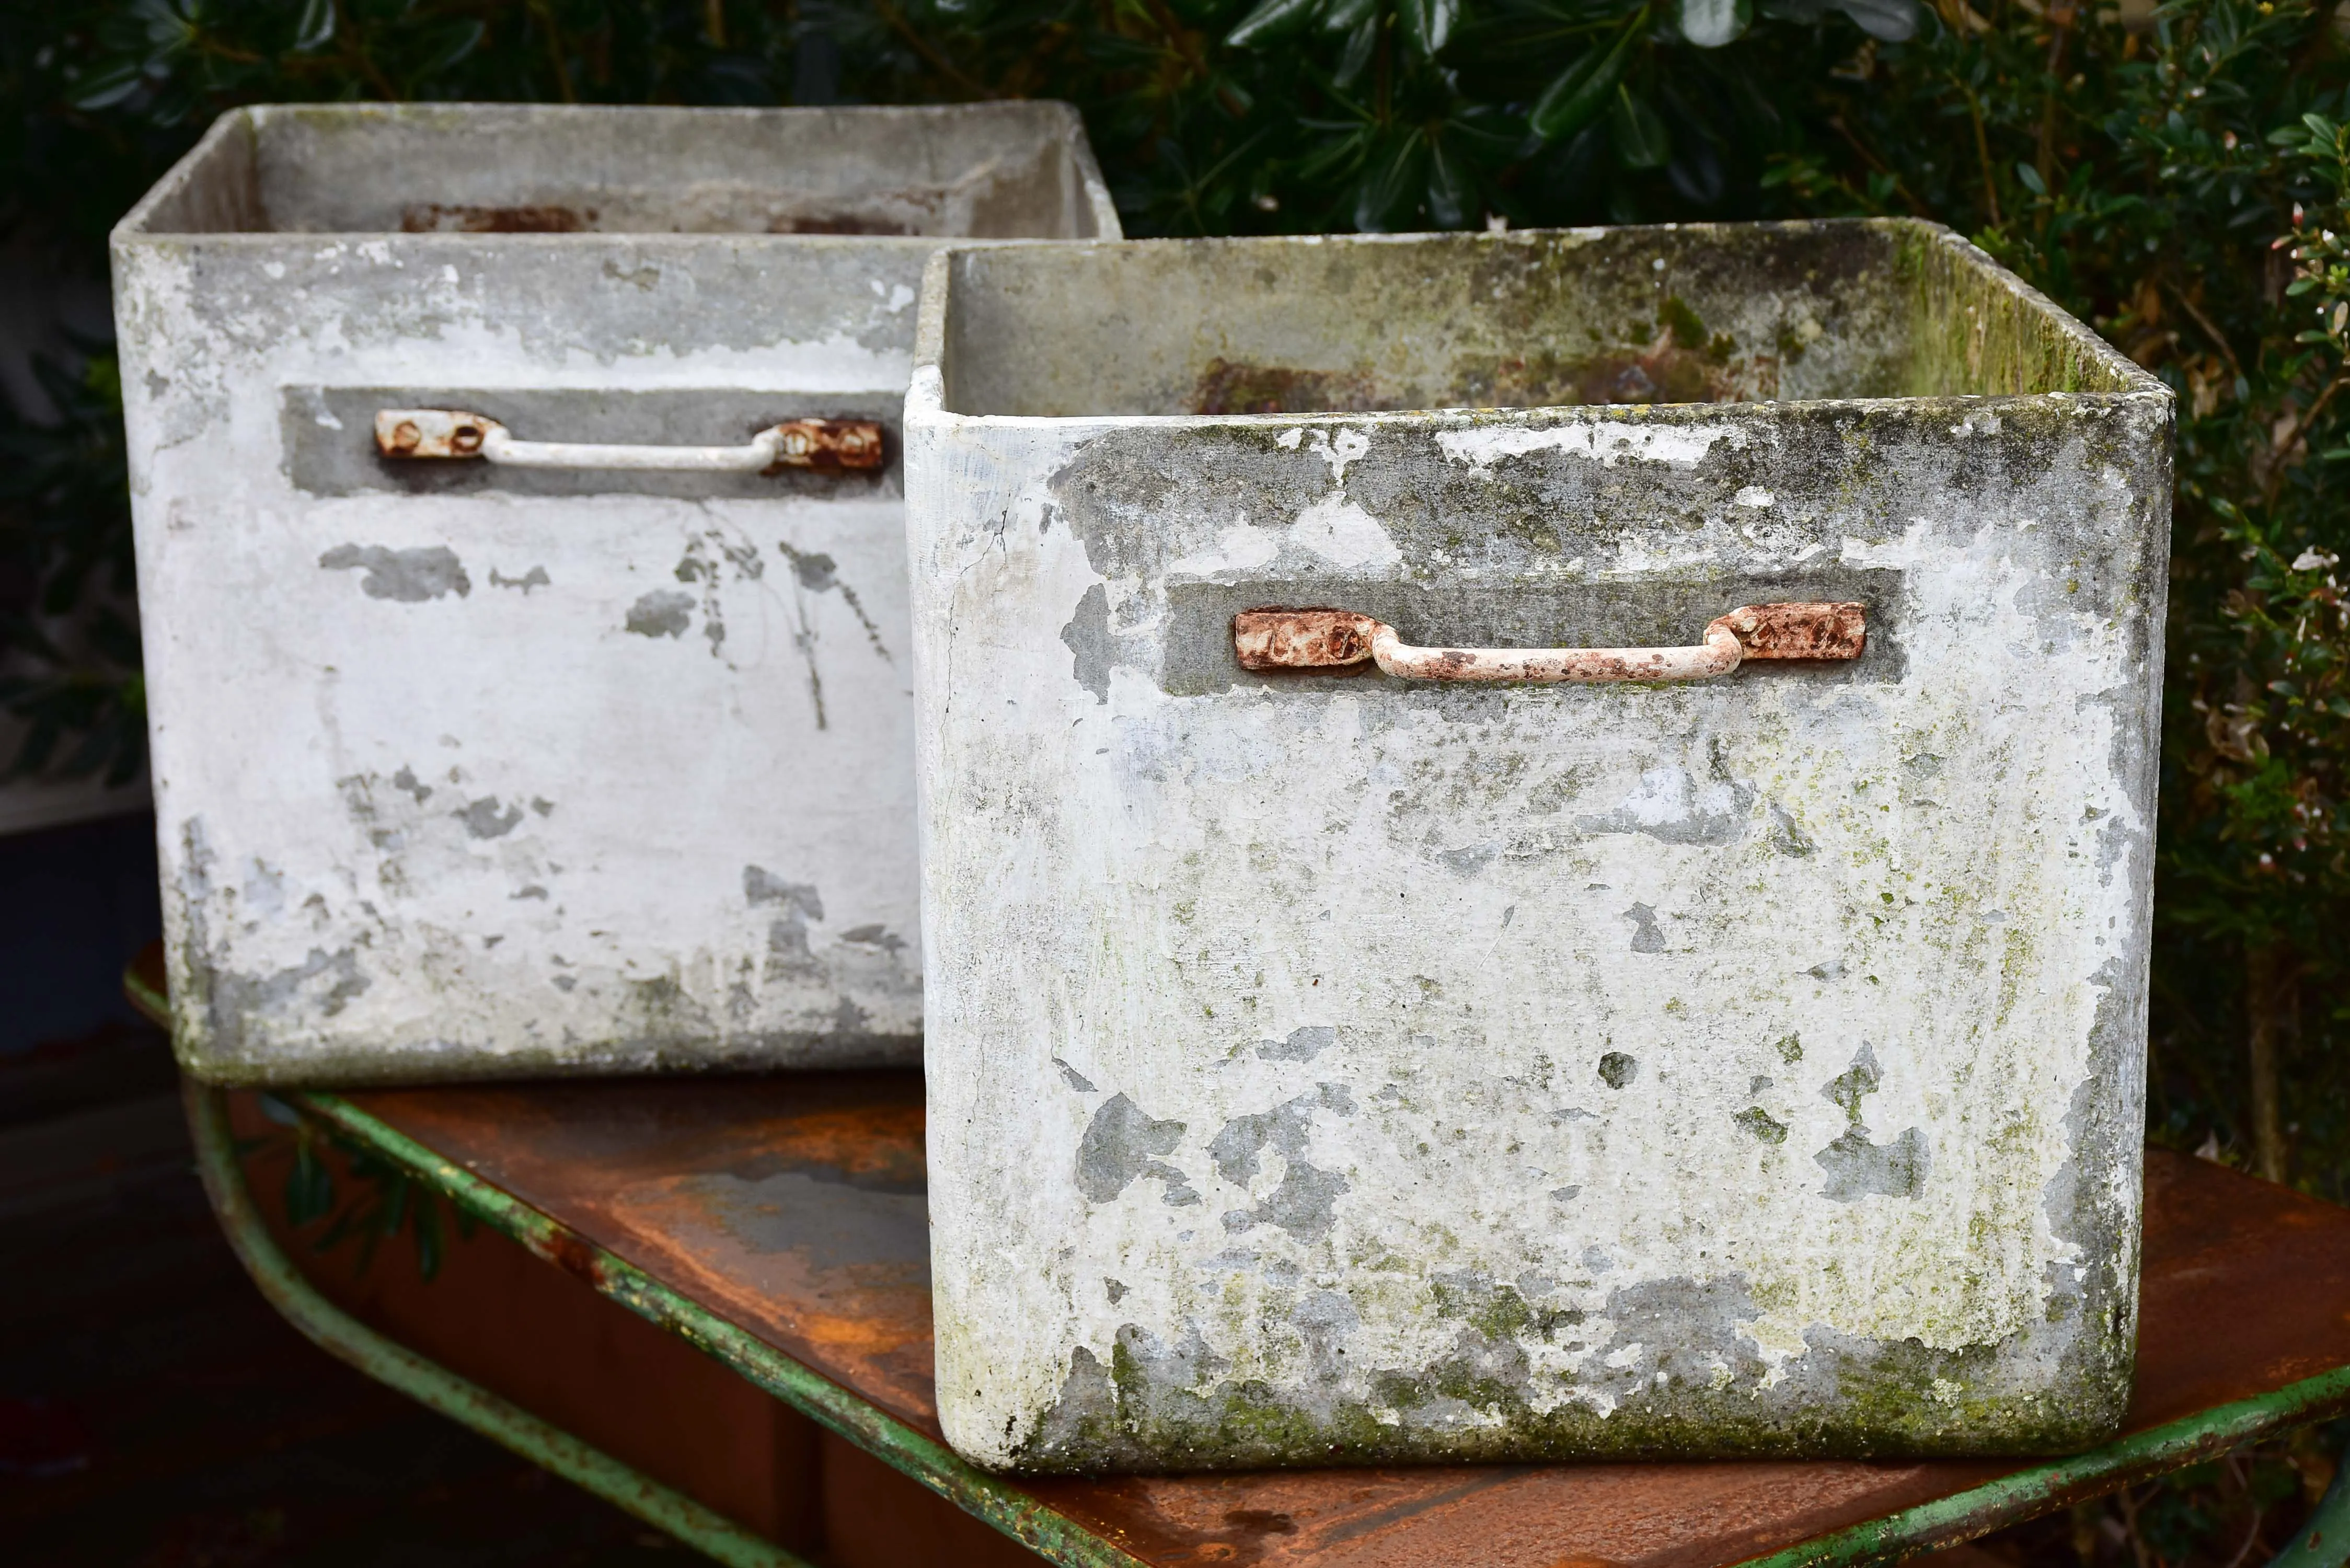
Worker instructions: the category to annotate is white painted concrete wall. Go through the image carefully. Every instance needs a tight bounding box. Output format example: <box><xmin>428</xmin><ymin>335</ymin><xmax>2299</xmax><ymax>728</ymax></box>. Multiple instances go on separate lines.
<box><xmin>908</xmin><ymin>226</ymin><xmax>2171</xmax><ymax>1469</ymax></box>
<box><xmin>113</xmin><ymin>103</ymin><xmax>1116</xmax><ymax>1081</ymax></box>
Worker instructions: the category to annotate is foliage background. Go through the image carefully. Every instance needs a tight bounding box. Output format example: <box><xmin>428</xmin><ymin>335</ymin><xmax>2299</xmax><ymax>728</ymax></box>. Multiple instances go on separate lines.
<box><xmin>4</xmin><ymin>0</ymin><xmax>2347</xmax><ymax>1560</ymax></box>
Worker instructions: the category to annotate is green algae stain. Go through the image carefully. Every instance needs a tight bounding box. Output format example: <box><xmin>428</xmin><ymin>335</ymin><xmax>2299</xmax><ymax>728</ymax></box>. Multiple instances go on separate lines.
<box><xmin>1015</xmin><ymin>1318</ymin><xmax>2127</xmax><ymax>1472</ymax></box>
<box><xmin>1822</xmin><ymin>1053</ymin><xmax>1880</xmax><ymax>1124</ymax></box>
<box><xmin>1886</xmin><ymin>218</ymin><xmax>2142</xmax><ymax>399</ymax></box>
<box><xmin>1995</xmin><ymin>925</ymin><xmax>2033</xmax><ymax>1029</ymax></box>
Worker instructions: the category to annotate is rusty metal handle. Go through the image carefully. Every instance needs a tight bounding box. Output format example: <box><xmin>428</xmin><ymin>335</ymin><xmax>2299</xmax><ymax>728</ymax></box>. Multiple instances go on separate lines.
<box><xmin>1232</xmin><ymin>603</ymin><xmax>1867</xmax><ymax>683</ymax></box>
<box><xmin>374</xmin><ymin>409</ymin><xmax>884</xmax><ymax>473</ymax></box>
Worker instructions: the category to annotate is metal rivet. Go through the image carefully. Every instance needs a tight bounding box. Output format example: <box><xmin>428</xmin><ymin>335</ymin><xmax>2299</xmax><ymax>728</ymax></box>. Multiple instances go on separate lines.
<box><xmin>391</xmin><ymin>421</ymin><xmax>421</xmax><ymax>452</ymax></box>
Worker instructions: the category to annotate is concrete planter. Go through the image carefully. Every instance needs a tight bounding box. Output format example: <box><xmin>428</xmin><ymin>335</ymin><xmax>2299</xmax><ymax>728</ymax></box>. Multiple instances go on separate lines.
<box><xmin>906</xmin><ymin>221</ymin><xmax>2172</xmax><ymax>1470</ymax></box>
<box><xmin>113</xmin><ymin>102</ymin><xmax>1116</xmax><ymax>1084</ymax></box>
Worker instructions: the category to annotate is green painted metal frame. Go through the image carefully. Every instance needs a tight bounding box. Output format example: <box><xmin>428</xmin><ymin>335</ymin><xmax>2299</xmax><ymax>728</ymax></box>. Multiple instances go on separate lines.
<box><xmin>284</xmin><ymin>1085</ymin><xmax>2350</xmax><ymax>1568</ymax></box>
<box><xmin>278</xmin><ymin>1087</ymin><xmax>1151</xmax><ymax>1568</ymax></box>
<box><xmin>181</xmin><ymin>1083</ymin><xmax>814</xmax><ymax>1568</ymax></box>
<box><xmin>147</xmin><ymin>953</ymin><xmax>2349</xmax><ymax>1568</ymax></box>
<box><xmin>1741</xmin><ymin>1377</ymin><xmax>2350</xmax><ymax>1568</ymax></box>
<box><xmin>2268</xmin><ymin>1461</ymin><xmax>2350</xmax><ymax>1568</ymax></box>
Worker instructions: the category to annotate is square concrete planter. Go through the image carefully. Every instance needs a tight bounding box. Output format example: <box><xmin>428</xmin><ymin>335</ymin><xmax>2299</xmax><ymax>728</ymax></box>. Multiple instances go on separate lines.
<box><xmin>907</xmin><ymin>220</ymin><xmax>2172</xmax><ymax>1470</ymax></box>
<box><xmin>113</xmin><ymin>102</ymin><xmax>1116</xmax><ymax>1083</ymax></box>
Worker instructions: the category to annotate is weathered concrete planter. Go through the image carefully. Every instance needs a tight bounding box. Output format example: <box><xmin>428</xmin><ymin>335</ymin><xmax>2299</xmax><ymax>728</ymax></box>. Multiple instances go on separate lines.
<box><xmin>906</xmin><ymin>221</ymin><xmax>2172</xmax><ymax>1471</ymax></box>
<box><xmin>113</xmin><ymin>103</ymin><xmax>1116</xmax><ymax>1084</ymax></box>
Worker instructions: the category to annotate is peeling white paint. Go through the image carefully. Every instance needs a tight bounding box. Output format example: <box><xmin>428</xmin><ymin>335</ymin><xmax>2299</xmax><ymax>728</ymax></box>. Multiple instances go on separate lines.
<box><xmin>1304</xmin><ymin>426</ymin><xmax>1372</xmax><ymax>482</ymax></box>
<box><xmin>1167</xmin><ymin>520</ymin><xmax>1280</xmax><ymax>578</ymax></box>
<box><xmin>1287</xmin><ymin>493</ymin><xmax>1402</xmax><ymax>569</ymax></box>
<box><xmin>1437</xmin><ymin>418</ymin><xmax>1744</xmax><ymax>469</ymax></box>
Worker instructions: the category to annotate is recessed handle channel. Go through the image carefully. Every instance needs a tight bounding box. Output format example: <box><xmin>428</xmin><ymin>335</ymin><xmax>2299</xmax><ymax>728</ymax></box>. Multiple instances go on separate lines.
<box><xmin>374</xmin><ymin>408</ymin><xmax>885</xmax><ymax>472</ymax></box>
<box><xmin>1234</xmin><ymin>602</ymin><xmax>1867</xmax><ymax>683</ymax></box>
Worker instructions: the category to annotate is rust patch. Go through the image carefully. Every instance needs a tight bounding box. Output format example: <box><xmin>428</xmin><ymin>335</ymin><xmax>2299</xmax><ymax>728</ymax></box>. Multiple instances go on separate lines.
<box><xmin>1191</xmin><ymin>347</ymin><xmax>1761</xmax><ymax>415</ymax></box>
<box><xmin>609</xmin><ymin>1164</ymin><xmax>936</xmax><ymax>1421</ymax></box>
<box><xmin>375</xmin><ymin>408</ymin><xmax>494</xmax><ymax>459</ymax></box>
<box><xmin>764</xmin><ymin>418</ymin><xmax>887</xmax><ymax>472</ymax></box>
<box><xmin>765</xmin><ymin>214</ymin><xmax>913</xmax><ymax>236</ymax></box>
<box><xmin>1190</xmin><ymin>316</ymin><xmax>1771</xmax><ymax>416</ymax></box>
<box><xmin>744</xmin><ymin>1105</ymin><xmax>927</xmax><ymax>1183</ymax></box>
<box><xmin>536</xmin><ymin>1226</ymin><xmax>609</xmax><ymax>1289</ymax></box>
<box><xmin>1234</xmin><ymin>608</ymin><xmax>1380</xmax><ymax>670</ymax></box>
<box><xmin>401</xmin><ymin>203</ymin><xmax>593</xmax><ymax>234</ymax></box>
<box><xmin>1556</xmin><ymin>342</ymin><xmax>1743</xmax><ymax>406</ymax></box>
<box><xmin>1193</xmin><ymin>359</ymin><xmax>1381</xmax><ymax>416</ymax></box>
<box><xmin>371</xmin><ymin>408</ymin><xmax>883</xmax><ymax>473</ymax></box>
<box><xmin>1720</xmin><ymin>602</ymin><xmax>1868</xmax><ymax>660</ymax></box>
<box><xmin>1437</xmin><ymin>344</ymin><xmax>1747</xmax><ymax>409</ymax></box>
<box><xmin>1236</xmin><ymin>603</ymin><xmax>1863</xmax><ymax>682</ymax></box>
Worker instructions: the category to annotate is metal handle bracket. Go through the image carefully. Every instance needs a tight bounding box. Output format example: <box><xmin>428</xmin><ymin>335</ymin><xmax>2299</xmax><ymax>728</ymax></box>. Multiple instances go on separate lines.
<box><xmin>1233</xmin><ymin>602</ymin><xmax>1866</xmax><ymax>683</ymax></box>
<box><xmin>374</xmin><ymin>409</ymin><xmax>885</xmax><ymax>473</ymax></box>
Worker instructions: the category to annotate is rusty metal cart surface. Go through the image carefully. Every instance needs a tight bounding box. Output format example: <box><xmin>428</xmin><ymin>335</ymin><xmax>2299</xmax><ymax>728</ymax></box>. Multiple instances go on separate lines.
<box><xmin>131</xmin><ymin>956</ymin><xmax>2350</xmax><ymax>1568</ymax></box>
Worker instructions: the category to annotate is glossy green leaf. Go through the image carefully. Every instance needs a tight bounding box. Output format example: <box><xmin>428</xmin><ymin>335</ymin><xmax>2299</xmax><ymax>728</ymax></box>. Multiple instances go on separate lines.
<box><xmin>1677</xmin><ymin>0</ymin><xmax>1750</xmax><ymax>48</ymax></box>
<box><xmin>1354</xmin><ymin>133</ymin><xmax>1429</xmax><ymax>231</ymax></box>
<box><xmin>1334</xmin><ymin>15</ymin><xmax>1378</xmax><ymax>85</ymax></box>
<box><xmin>1426</xmin><ymin>137</ymin><xmax>1471</xmax><ymax>226</ymax></box>
<box><xmin>67</xmin><ymin>62</ymin><xmax>148</xmax><ymax>112</ymax></box>
<box><xmin>1528</xmin><ymin>8</ymin><xmax>1645</xmax><ymax>143</ymax></box>
<box><xmin>411</xmin><ymin>19</ymin><xmax>486</xmax><ymax>78</ymax></box>
<box><xmin>292</xmin><ymin>0</ymin><xmax>336</xmax><ymax>52</ymax></box>
<box><xmin>1228</xmin><ymin>0</ymin><xmax>1326</xmax><ymax>49</ymax></box>
<box><xmin>1832</xmin><ymin>0</ymin><xmax>1918</xmax><ymax>41</ymax></box>
<box><xmin>1609</xmin><ymin>84</ymin><xmax>1671</xmax><ymax>169</ymax></box>
<box><xmin>1399</xmin><ymin>0</ymin><xmax>1461</xmax><ymax>56</ymax></box>
<box><xmin>1756</xmin><ymin>0</ymin><xmax>1918</xmax><ymax>39</ymax></box>
<box><xmin>286</xmin><ymin>1142</ymin><xmax>335</xmax><ymax>1228</ymax></box>
<box><xmin>415</xmin><ymin>1201</ymin><xmax>445</xmax><ymax>1281</ymax></box>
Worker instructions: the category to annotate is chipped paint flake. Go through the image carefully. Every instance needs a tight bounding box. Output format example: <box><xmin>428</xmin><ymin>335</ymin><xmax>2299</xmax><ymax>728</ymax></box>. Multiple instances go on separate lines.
<box><xmin>1436</xmin><ymin>419</ymin><xmax>1744</xmax><ymax>470</ymax></box>
<box><xmin>1168</xmin><ymin>520</ymin><xmax>1281</xmax><ymax>578</ymax></box>
<box><xmin>1288</xmin><ymin>494</ymin><xmax>1402</xmax><ymax>569</ymax></box>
